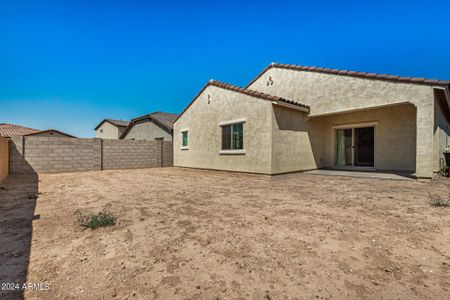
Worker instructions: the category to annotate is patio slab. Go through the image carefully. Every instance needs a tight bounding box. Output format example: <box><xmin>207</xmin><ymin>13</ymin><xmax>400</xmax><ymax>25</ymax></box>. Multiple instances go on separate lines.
<box><xmin>303</xmin><ymin>169</ymin><xmax>415</xmax><ymax>180</ymax></box>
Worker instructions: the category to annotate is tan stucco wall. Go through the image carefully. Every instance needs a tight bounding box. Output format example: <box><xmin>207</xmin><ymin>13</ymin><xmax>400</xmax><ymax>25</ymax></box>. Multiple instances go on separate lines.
<box><xmin>271</xmin><ymin>105</ymin><xmax>318</xmax><ymax>174</ymax></box>
<box><xmin>123</xmin><ymin>120</ymin><xmax>172</xmax><ymax>140</ymax></box>
<box><xmin>0</xmin><ymin>137</ymin><xmax>9</xmax><ymax>182</ymax></box>
<box><xmin>248</xmin><ymin>67</ymin><xmax>436</xmax><ymax>177</ymax></box>
<box><xmin>434</xmin><ymin>98</ymin><xmax>450</xmax><ymax>171</ymax></box>
<box><xmin>270</xmin><ymin>103</ymin><xmax>416</xmax><ymax>174</ymax></box>
<box><xmin>310</xmin><ymin>104</ymin><xmax>416</xmax><ymax>172</ymax></box>
<box><xmin>96</xmin><ymin>122</ymin><xmax>120</xmax><ymax>139</ymax></box>
<box><xmin>174</xmin><ymin>85</ymin><xmax>273</xmax><ymax>174</ymax></box>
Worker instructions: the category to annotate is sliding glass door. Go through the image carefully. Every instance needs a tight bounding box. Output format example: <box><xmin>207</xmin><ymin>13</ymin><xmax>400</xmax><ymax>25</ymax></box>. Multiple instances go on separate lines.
<box><xmin>335</xmin><ymin>126</ymin><xmax>374</xmax><ymax>168</ymax></box>
<box><xmin>336</xmin><ymin>129</ymin><xmax>352</xmax><ymax>167</ymax></box>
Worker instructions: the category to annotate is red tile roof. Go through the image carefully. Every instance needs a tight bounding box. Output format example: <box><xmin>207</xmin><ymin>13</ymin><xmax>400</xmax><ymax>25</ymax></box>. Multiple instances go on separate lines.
<box><xmin>245</xmin><ymin>63</ymin><xmax>450</xmax><ymax>88</ymax></box>
<box><xmin>0</xmin><ymin>123</ymin><xmax>40</xmax><ymax>138</ymax></box>
<box><xmin>174</xmin><ymin>80</ymin><xmax>309</xmax><ymax>123</ymax></box>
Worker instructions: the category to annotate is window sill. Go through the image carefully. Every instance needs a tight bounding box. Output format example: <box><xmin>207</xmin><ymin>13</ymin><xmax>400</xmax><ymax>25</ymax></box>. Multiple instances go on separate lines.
<box><xmin>181</xmin><ymin>146</ymin><xmax>189</xmax><ymax>150</ymax></box>
<box><xmin>219</xmin><ymin>149</ymin><xmax>246</xmax><ymax>155</ymax></box>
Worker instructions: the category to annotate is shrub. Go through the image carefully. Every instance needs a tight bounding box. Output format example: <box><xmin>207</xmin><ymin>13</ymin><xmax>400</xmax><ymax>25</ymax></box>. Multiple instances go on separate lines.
<box><xmin>429</xmin><ymin>194</ymin><xmax>450</xmax><ymax>207</ymax></box>
<box><xmin>76</xmin><ymin>209</ymin><xmax>116</xmax><ymax>229</ymax></box>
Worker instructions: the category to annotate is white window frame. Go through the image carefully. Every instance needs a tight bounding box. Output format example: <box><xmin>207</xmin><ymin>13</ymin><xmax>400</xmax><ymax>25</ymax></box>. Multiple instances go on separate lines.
<box><xmin>219</xmin><ymin>119</ymin><xmax>245</xmax><ymax>155</ymax></box>
<box><xmin>181</xmin><ymin>129</ymin><xmax>189</xmax><ymax>150</ymax></box>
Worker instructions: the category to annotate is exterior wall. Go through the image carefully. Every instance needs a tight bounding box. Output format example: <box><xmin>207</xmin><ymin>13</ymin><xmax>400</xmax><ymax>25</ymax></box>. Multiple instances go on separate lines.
<box><xmin>122</xmin><ymin>119</ymin><xmax>172</xmax><ymax>140</ymax></box>
<box><xmin>309</xmin><ymin>103</ymin><xmax>417</xmax><ymax>172</ymax></box>
<box><xmin>96</xmin><ymin>122</ymin><xmax>120</xmax><ymax>139</ymax></box>
<box><xmin>174</xmin><ymin>85</ymin><xmax>272</xmax><ymax>174</ymax></box>
<box><xmin>9</xmin><ymin>136</ymin><xmax>172</xmax><ymax>174</ymax></box>
<box><xmin>270</xmin><ymin>103</ymin><xmax>416</xmax><ymax>174</ymax></box>
<box><xmin>248</xmin><ymin>68</ymin><xmax>436</xmax><ymax>177</ymax></box>
<box><xmin>0</xmin><ymin>137</ymin><xmax>9</xmax><ymax>182</ymax></box>
<box><xmin>434</xmin><ymin>98</ymin><xmax>450</xmax><ymax>171</ymax></box>
<box><xmin>271</xmin><ymin>105</ymin><xmax>317</xmax><ymax>174</ymax></box>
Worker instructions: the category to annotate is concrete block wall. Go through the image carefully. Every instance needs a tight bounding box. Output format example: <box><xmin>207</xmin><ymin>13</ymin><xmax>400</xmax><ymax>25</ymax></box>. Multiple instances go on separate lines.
<box><xmin>162</xmin><ymin>141</ymin><xmax>173</xmax><ymax>167</ymax></box>
<box><xmin>9</xmin><ymin>136</ymin><xmax>173</xmax><ymax>174</ymax></box>
<box><xmin>102</xmin><ymin>139</ymin><xmax>159</xmax><ymax>170</ymax></box>
<box><xmin>0</xmin><ymin>137</ymin><xmax>9</xmax><ymax>182</ymax></box>
<box><xmin>10</xmin><ymin>136</ymin><xmax>101</xmax><ymax>173</ymax></box>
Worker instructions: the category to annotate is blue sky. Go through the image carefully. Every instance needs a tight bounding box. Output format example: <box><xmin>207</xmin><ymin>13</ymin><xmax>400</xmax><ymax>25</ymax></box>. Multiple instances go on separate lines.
<box><xmin>1</xmin><ymin>0</ymin><xmax>450</xmax><ymax>137</ymax></box>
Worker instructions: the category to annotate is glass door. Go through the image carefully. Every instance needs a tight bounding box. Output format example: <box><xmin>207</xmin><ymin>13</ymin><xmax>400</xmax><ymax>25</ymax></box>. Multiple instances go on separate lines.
<box><xmin>335</xmin><ymin>126</ymin><xmax>374</xmax><ymax>168</ymax></box>
<box><xmin>354</xmin><ymin>127</ymin><xmax>374</xmax><ymax>167</ymax></box>
<box><xmin>336</xmin><ymin>128</ymin><xmax>353</xmax><ymax>167</ymax></box>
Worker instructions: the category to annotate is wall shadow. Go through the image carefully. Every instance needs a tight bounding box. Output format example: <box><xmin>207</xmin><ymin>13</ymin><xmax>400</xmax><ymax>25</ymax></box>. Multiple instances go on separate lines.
<box><xmin>0</xmin><ymin>154</ymin><xmax>38</xmax><ymax>299</ymax></box>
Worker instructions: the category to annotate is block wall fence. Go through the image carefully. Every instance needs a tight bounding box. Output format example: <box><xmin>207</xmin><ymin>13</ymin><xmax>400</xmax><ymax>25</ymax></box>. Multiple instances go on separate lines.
<box><xmin>9</xmin><ymin>136</ymin><xmax>173</xmax><ymax>174</ymax></box>
<box><xmin>0</xmin><ymin>137</ymin><xmax>9</xmax><ymax>181</ymax></box>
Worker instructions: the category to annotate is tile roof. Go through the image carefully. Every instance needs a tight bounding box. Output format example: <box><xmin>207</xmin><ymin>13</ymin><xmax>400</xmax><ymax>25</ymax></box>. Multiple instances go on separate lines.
<box><xmin>0</xmin><ymin>123</ymin><xmax>40</xmax><ymax>138</ymax></box>
<box><xmin>174</xmin><ymin>80</ymin><xmax>309</xmax><ymax>123</ymax></box>
<box><xmin>120</xmin><ymin>111</ymin><xmax>179</xmax><ymax>138</ymax></box>
<box><xmin>210</xmin><ymin>80</ymin><xmax>309</xmax><ymax>108</ymax></box>
<box><xmin>94</xmin><ymin>119</ymin><xmax>130</xmax><ymax>130</ymax></box>
<box><xmin>245</xmin><ymin>63</ymin><xmax>450</xmax><ymax>88</ymax></box>
<box><xmin>147</xmin><ymin>112</ymin><xmax>179</xmax><ymax>130</ymax></box>
<box><xmin>24</xmin><ymin>129</ymin><xmax>76</xmax><ymax>138</ymax></box>
<box><xmin>105</xmin><ymin>119</ymin><xmax>130</xmax><ymax>127</ymax></box>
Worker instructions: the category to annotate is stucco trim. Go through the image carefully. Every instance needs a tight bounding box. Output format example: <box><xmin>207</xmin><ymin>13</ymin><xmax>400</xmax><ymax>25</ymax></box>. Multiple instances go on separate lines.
<box><xmin>308</xmin><ymin>101</ymin><xmax>412</xmax><ymax>118</ymax></box>
<box><xmin>218</xmin><ymin>118</ymin><xmax>246</xmax><ymax>126</ymax></box>
<box><xmin>332</xmin><ymin>121</ymin><xmax>379</xmax><ymax>129</ymax></box>
<box><xmin>219</xmin><ymin>149</ymin><xmax>246</xmax><ymax>155</ymax></box>
<box><xmin>272</xmin><ymin>101</ymin><xmax>310</xmax><ymax>113</ymax></box>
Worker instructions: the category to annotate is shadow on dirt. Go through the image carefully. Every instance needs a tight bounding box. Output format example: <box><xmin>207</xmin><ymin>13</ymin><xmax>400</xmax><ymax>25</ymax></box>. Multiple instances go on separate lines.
<box><xmin>0</xmin><ymin>159</ymin><xmax>39</xmax><ymax>299</ymax></box>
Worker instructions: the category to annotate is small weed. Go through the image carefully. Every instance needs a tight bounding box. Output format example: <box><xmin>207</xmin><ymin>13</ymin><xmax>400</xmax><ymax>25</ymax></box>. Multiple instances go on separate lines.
<box><xmin>76</xmin><ymin>209</ymin><xmax>116</xmax><ymax>229</ymax></box>
<box><xmin>429</xmin><ymin>193</ymin><xmax>450</xmax><ymax>207</ymax></box>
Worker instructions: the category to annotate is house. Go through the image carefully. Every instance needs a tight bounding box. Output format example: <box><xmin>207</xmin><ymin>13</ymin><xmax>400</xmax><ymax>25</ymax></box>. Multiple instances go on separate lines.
<box><xmin>120</xmin><ymin>112</ymin><xmax>178</xmax><ymax>140</ymax></box>
<box><xmin>173</xmin><ymin>63</ymin><xmax>450</xmax><ymax>179</ymax></box>
<box><xmin>0</xmin><ymin>123</ymin><xmax>76</xmax><ymax>138</ymax></box>
<box><xmin>95</xmin><ymin>119</ymin><xmax>129</xmax><ymax>139</ymax></box>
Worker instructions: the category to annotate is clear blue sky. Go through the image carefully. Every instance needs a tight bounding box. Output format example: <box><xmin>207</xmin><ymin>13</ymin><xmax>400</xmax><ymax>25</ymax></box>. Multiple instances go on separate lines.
<box><xmin>1</xmin><ymin>0</ymin><xmax>450</xmax><ymax>137</ymax></box>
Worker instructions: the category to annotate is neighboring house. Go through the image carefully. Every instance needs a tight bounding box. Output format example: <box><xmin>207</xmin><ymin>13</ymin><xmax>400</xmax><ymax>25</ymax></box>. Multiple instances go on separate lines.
<box><xmin>120</xmin><ymin>112</ymin><xmax>178</xmax><ymax>140</ymax></box>
<box><xmin>174</xmin><ymin>63</ymin><xmax>450</xmax><ymax>179</ymax></box>
<box><xmin>95</xmin><ymin>119</ymin><xmax>129</xmax><ymax>139</ymax></box>
<box><xmin>0</xmin><ymin>123</ymin><xmax>75</xmax><ymax>138</ymax></box>
<box><xmin>24</xmin><ymin>129</ymin><xmax>76</xmax><ymax>138</ymax></box>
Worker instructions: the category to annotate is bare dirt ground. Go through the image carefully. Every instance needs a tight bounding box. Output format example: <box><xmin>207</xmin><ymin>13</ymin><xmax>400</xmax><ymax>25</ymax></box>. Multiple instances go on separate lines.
<box><xmin>1</xmin><ymin>168</ymin><xmax>449</xmax><ymax>300</ymax></box>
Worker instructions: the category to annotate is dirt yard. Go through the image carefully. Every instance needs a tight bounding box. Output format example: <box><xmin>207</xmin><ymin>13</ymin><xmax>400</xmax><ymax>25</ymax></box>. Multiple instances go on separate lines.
<box><xmin>1</xmin><ymin>168</ymin><xmax>449</xmax><ymax>299</ymax></box>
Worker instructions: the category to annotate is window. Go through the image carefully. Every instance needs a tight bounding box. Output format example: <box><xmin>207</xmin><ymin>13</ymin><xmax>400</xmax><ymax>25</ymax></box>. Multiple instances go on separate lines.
<box><xmin>221</xmin><ymin>123</ymin><xmax>243</xmax><ymax>150</ymax></box>
<box><xmin>100</xmin><ymin>129</ymin><xmax>103</xmax><ymax>133</ymax></box>
<box><xmin>182</xmin><ymin>131</ymin><xmax>188</xmax><ymax>148</ymax></box>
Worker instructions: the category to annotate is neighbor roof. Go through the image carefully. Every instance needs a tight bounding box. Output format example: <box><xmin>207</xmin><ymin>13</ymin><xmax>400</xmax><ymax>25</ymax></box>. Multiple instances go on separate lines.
<box><xmin>0</xmin><ymin>123</ymin><xmax>40</xmax><ymax>138</ymax></box>
<box><xmin>120</xmin><ymin>111</ymin><xmax>179</xmax><ymax>138</ymax></box>
<box><xmin>245</xmin><ymin>63</ymin><xmax>450</xmax><ymax>89</ymax></box>
<box><xmin>94</xmin><ymin>119</ymin><xmax>130</xmax><ymax>130</ymax></box>
<box><xmin>174</xmin><ymin>80</ymin><xmax>309</xmax><ymax>123</ymax></box>
<box><xmin>24</xmin><ymin>129</ymin><xmax>76</xmax><ymax>138</ymax></box>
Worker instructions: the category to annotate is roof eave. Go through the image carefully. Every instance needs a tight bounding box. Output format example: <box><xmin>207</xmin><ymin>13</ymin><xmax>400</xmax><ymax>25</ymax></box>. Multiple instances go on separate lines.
<box><xmin>272</xmin><ymin>100</ymin><xmax>310</xmax><ymax>113</ymax></box>
<box><xmin>245</xmin><ymin>63</ymin><xmax>450</xmax><ymax>88</ymax></box>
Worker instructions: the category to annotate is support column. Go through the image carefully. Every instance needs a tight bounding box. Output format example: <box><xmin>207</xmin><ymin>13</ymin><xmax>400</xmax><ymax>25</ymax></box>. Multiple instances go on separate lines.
<box><xmin>415</xmin><ymin>100</ymin><xmax>434</xmax><ymax>178</ymax></box>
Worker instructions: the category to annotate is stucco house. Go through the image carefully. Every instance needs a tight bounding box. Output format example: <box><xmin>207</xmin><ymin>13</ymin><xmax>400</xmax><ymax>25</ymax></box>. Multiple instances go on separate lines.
<box><xmin>173</xmin><ymin>63</ymin><xmax>450</xmax><ymax>179</ymax></box>
<box><xmin>95</xmin><ymin>119</ymin><xmax>129</xmax><ymax>139</ymax></box>
<box><xmin>120</xmin><ymin>112</ymin><xmax>178</xmax><ymax>140</ymax></box>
